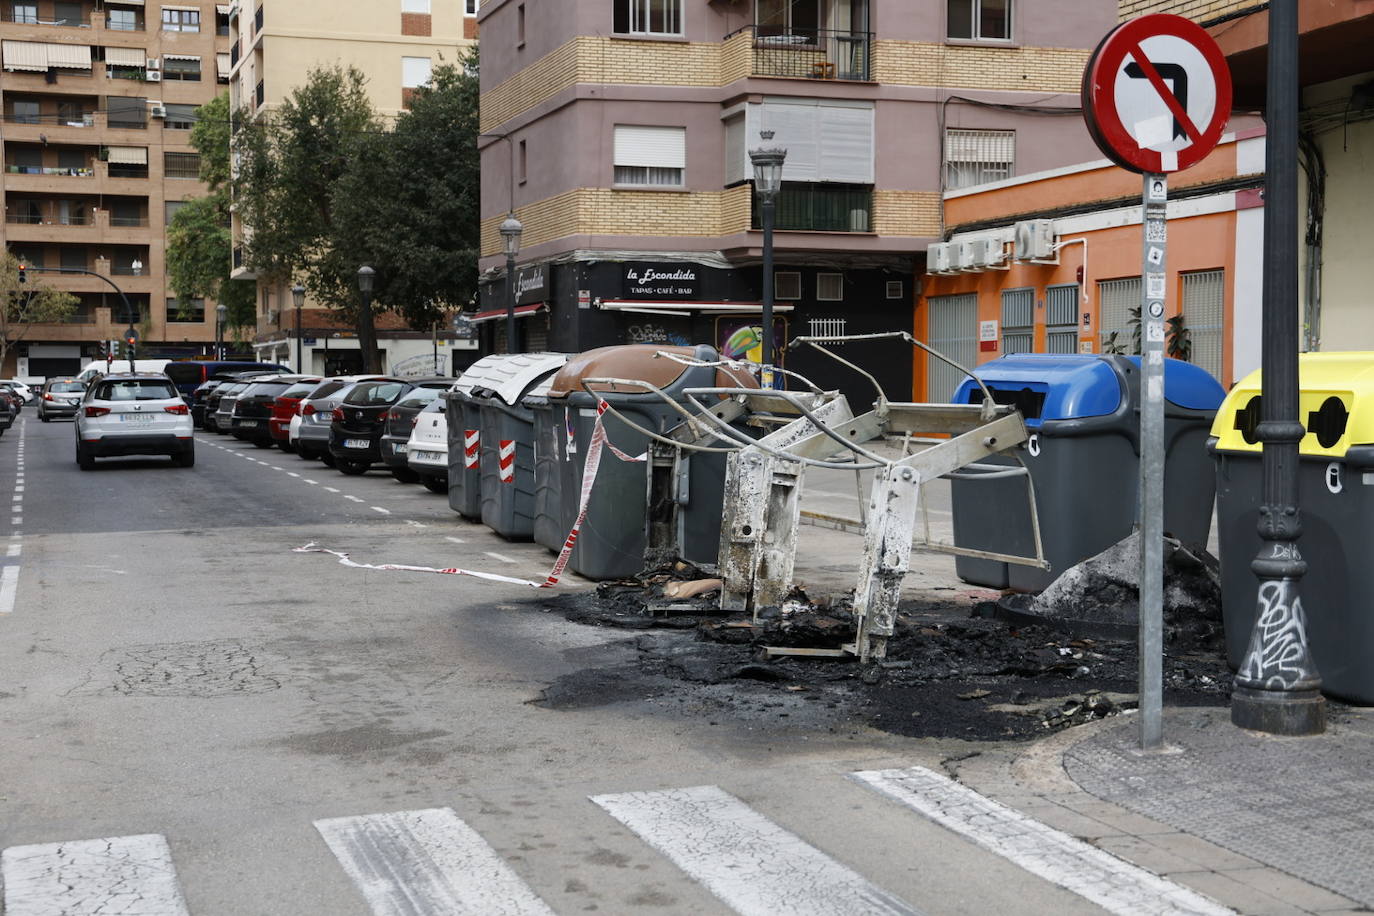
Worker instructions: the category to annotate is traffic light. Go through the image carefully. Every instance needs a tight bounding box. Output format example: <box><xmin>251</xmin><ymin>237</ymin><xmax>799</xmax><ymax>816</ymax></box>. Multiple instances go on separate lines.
<box><xmin>16</xmin><ymin>263</ymin><xmax>26</xmax><ymax>284</ymax></box>
<box><xmin>124</xmin><ymin>334</ymin><xmax>136</xmax><ymax>360</ymax></box>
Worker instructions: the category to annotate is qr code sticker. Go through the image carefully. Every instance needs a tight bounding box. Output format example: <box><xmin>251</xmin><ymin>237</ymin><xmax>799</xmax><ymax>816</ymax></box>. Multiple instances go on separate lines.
<box><xmin>1146</xmin><ymin>222</ymin><xmax>1166</xmax><ymax>242</ymax></box>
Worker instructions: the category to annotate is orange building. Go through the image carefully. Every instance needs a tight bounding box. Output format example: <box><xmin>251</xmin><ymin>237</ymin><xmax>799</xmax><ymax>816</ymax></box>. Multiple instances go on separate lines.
<box><xmin>913</xmin><ymin>128</ymin><xmax>1265</xmax><ymax>402</ymax></box>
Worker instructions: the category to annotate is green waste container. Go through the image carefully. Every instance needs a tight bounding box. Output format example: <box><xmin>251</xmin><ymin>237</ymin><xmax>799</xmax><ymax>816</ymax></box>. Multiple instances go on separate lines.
<box><xmin>524</xmin><ymin>377</ymin><xmax>564</xmax><ymax>553</ymax></box>
<box><xmin>951</xmin><ymin>354</ymin><xmax>1225</xmax><ymax>592</ymax></box>
<box><xmin>1209</xmin><ymin>352</ymin><xmax>1374</xmax><ymax>704</ymax></box>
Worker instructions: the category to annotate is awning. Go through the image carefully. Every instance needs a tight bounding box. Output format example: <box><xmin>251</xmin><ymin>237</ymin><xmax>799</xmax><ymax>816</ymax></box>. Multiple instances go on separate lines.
<box><xmin>2</xmin><ymin>40</ymin><xmax>47</xmax><ymax>72</ymax></box>
<box><xmin>597</xmin><ymin>300</ymin><xmax>794</xmax><ymax>317</ymax></box>
<box><xmin>216</xmin><ymin>4</ymin><xmax>230</xmax><ymax>14</ymax></box>
<box><xmin>107</xmin><ymin>0</ymin><xmax>145</xmax><ymax>5</ymax></box>
<box><xmin>106</xmin><ymin>146</ymin><xmax>148</xmax><ymax>165</ymax></box>
<box><xmin>104</xmin><ymin>46</ymin><xmax>145</xmax><ymax>66</ymax></box>
<box><xmin>160</xmin><ymin>4</ymin><xmax>199</xmax><ymax>10</ymax></box>
<box><xmin>163</xmin><ymin>53</ymin><xmax>199</xmax><ymax>61</ymax></box>
<box><xmin>46</xmin><ymin>42</ymin><xmax>92</xmax><ymax>69</ymax></box>
<box><xmin>469</xmin><ymin>303</ymin><xmax>545</xmax><ymax>325</ymax></box>
<box><xmin>216</xmin><ymin>52</ymin><xmax>230</xmax><ymax>77</ymax></box>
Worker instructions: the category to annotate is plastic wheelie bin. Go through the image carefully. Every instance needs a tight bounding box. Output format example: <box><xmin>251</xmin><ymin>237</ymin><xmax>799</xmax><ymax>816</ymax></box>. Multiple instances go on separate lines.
<box><xmin>950</xmin><ymin>353</ymin><xmax>1225</xmax><ymax>592</ymax></box>
<box><xmin>548</xmin><ymin>344</ymin><xmax>756</xmax><ymax>580</ymax></box>
<box><xmin>524</xmin><ymin>376</ymin><xmax>564</xmax><ymax>553</ymax></box>
<box><xmin>1210</xmin><ymin>352</ymin><xmax>1374</xmax><ymax>704</ymax></box>
<box><xmin>445</xmin><ymin>354</ymin><xmax>567</xmax><ymax>524</ymax></box>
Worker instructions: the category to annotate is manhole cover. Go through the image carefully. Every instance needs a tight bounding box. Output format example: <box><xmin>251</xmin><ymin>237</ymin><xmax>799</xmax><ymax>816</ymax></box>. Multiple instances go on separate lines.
<box><xmin>81</xmin><ymin>640</ymin><xmax>283</xmax><ymax>697</ymax></box>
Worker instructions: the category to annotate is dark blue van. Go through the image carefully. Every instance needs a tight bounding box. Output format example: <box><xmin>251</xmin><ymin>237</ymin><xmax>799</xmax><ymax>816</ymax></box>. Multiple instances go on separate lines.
<box><xmin>164</xmin><ymin>361</ymin><xmax>290</xmax><ymax>398</ymax></box>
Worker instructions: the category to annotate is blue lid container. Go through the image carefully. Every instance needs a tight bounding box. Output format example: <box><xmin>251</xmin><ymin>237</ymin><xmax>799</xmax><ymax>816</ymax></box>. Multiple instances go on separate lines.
<box><xmin>951</xmin><ymin>354</ymin><xmax>1224</xmax><ymax>428</ymax></box>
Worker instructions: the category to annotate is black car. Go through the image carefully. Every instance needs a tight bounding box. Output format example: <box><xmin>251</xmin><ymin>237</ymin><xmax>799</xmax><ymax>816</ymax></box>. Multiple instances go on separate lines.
<box><xmin>379</xmin><ymin>383</ymin><xmax>453</xmax><ymax>483</ymax></box>
<box><xmin>0</xmin><ymin>387</ymin><xmax>18</xmax><ymax>434</ymax></box>
<box><xmin>201</xmin><ymin>371</ymin><xmax>271</xmax><ymax>433</ymax></box>
<box><xmin>190</xmin><ymin>378</ymin><xmax>225</xmax><ymax>428</ymax></box>
<box><xmin>326</xmin><ymin>378</ymin><xmax>417</xmax><ymax>475</ymax></box>
<box><xmin>229</xmin><ymin>375</ymin><xmax>311</xmax><ymax>447</ymax></box>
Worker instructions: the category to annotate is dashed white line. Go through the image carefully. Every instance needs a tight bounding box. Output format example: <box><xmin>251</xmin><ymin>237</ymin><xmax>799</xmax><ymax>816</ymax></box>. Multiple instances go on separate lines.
<box><xmin>6</xmin><ymin>544</ymin><xmax>20</xmax><ymax>558</ymax></box>
<box><xmin>445</xmin><ymin>536</ymin><xmax>466</xmax><ymax>545</ymax></box>
<box><xmin>344</xmin><ymin>495</ymin><xmax>364</xmax><ymax>503</ymax></box>
<box><xmin>14</xmin><ymin>485</ymin><xmax>23</xmax><ymax>493</ymax></box>
<box><xmin>287</xmin><ymin>472</ymin><xmax>300</xmax><ymax>478</ymax></box>
<box><xmin>10</xmin><ymin>517</ymin><xmax>20</xmax><ymax>526</ymax></box>
<box><xmin>324</xmin><ymin>487</ymin><xmax>340</xmax><ymax>493</ymax></box>
<box><xmin>0</xmin><ymin>566</ymin><xmax>18</xmax><ymax>614</ymax></box>
<box><xmin>305</xmin><ymin>479</ymin><xmax>319</xmax><ymax>485</ymax></box>
<box><xmin>405</xmin><ymin>520</ymin><xmax>428</xmax><ymax>528</ymax></box>
<box><xmin>371</xmin><ymin>506</ymin><xmax>391</xmax><ymax>515</ymax></box>
<box><xmin>484</xmin><ymin>552</ymin><xmax>516</xmax><ymax>564</ymax></box>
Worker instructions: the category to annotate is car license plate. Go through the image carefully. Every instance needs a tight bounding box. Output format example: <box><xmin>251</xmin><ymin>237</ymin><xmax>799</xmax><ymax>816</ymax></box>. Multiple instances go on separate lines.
<box><xmin>395</xmin><ymin>443</ymin><xmax>408</xmax><ymax>454</ymax></box>
<box><xmin>119</xmin><ymin>413</ymin><xmax>154</xmax><ymax>423</ymax></box>
<box><xmin>239</xmin><ymin>420</ymin><xmax>258</xmax><ymax>427</ymax></box>
<box><xmin>344</xmin><ymin>438</ymin><xmax>370</xmax><ymax>449</ymax></box>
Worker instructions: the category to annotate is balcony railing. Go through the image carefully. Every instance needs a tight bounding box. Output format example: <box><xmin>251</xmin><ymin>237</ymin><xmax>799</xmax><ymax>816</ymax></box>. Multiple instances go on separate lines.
<box><xmin>107</xmin><ymin>164</ymin><xmax>148</xmax><ymax>178</ymax></box>
<box><xmin>6</xmin><ymin>212</ymin><xmax>92</xmax><ymax>226</ymax></box>
<box><xmin>753</xmin><ymin>184</ymin><xmax>874</xmax><ymax>233</ymax></box>
<box><xmin>110</xmin><ymin>265</ymin><xmax>148</xmax><ymax>276</ymax></box>
<box><xmin>6</xmin><ymin>112</ymin><xmax>100</xmax><ymax>128</ymax></box>
<box><xmin>230</xmin><ymin>42</ymin><xmax>240</xmax><ymax>66</ymax></box>
<box><xmin>0</xmin><ymin>11</ymin><xmax>91</xmax><ymax>27</ymax></box>
<box><xmin>5</xmin><ymin>165</ymin><xmax>95</xmax><ymax>177</ymax></box>
<box><xmin>61</xmin><ymin>311</ymin><xmax>99</xmax><ymax>324</ymax></box>
<box><xmin>739</xmin><ymin>25</ymin><xmax>873</xmax><ymax>82</ymax></box>
<box><xmin>105</xmin><ymin>14</ymin><xmax>145</xmax><ymax>31</ymax></box>
<box><xmin>110</xmin><ymin>215</ymin><xmax>149</xmax><ymax>227</ymax></box>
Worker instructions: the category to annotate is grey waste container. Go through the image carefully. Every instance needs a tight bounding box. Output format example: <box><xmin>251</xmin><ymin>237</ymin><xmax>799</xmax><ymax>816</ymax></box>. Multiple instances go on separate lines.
<box><xmin>548</xmin><ymin>344</ymin><xmax>756</xmax><ymax>580</ymax></box>
<box><xmin>1209</xmin><ymin>352</ymin><xmax>1374</xmax><ymax>704</ymax></box>
<box><xmin>950</xmin><ymin>353</ymin><xmax>1225</xmax><ymax>592</ymax></box>
<box><xmin>524</xmin><ymin>377</ymin><xmax>563</xmax><ymax>553</ymax></box>
<box><xmin>445</xmin><ymin>354</ymin><xmax>568</xmax><ymax>525</ymax></box>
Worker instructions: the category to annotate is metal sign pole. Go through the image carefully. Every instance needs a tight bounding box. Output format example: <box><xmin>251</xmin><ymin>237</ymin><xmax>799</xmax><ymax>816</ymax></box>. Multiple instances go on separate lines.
<box><xmin>1138</xmin><ymin>172</ymin><xmax>1167</xmax><ymax>751</ymax></box>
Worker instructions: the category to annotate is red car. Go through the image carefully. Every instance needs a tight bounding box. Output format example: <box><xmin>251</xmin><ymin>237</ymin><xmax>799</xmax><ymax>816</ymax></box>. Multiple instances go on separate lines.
<box><xmin>270</xmin><ymin>377</ymin><xmax>323</xmax><ymax>451</ymax></box>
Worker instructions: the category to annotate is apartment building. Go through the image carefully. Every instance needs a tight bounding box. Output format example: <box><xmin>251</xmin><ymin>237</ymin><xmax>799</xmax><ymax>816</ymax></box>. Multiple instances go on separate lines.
<box><xmin>227</xmin><ymin>0</ymin><xmax>478</xmax><ymax>376</ymax></box>
<box><xmin>1</xmin><ymin>0</ymin><xmax>230</xmax><ymax>378</ymax></box>
<box><xmin>477</xmin><ymin>0</ymin><xmax>1116</xmax><ymax>399</ymax></box>
<box><xmin>1121</xmin><ymin>0</ymin><xmax>1374</xmax><ymax>355</ymax></box>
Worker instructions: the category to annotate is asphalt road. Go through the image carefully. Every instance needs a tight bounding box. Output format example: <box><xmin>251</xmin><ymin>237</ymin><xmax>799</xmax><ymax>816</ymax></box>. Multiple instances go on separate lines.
<box><xmin>0</xmin><ymin>416</ymin><xmax>1154</xmax><ymax>915</ymax></box>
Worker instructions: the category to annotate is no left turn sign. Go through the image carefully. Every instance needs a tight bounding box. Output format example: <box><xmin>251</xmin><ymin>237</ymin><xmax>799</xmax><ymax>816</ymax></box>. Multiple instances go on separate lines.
<box><xmin>1082</xmin><ymin>14</ymin><xmax>1232</xmax><ymax>174</ymax></box>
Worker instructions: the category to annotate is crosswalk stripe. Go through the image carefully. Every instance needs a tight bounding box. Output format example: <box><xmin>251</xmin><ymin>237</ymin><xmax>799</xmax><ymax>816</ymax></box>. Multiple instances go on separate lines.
<box><xmin>316</xmin><ymin>807</ymin><xmax>555</xmax><ymax>916</ymax></box>
<box><xmin>1</xmin><ymin>833</ymin><xmax>190</xmax><ymax>916</ymax></box>
<box><xmin>850</xmin><ymin>767</ymin><xmax>1233</xmax><ymax>916</ymax></box>
<box><xmin>591</xmin><ymin>785</ymin><xmax>920</xmax><ymax>916</ymax></box>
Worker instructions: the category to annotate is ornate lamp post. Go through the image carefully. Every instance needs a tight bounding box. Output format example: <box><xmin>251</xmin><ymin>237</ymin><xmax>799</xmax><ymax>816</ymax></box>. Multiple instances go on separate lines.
<box><xmin>292</xmin><ymin>284</ymin><xmax>306</xmax><ymax>373</ymax></box>
<box><xmin>357</xmin><ymin>266</ymin><xmax>375</xmax><ymax>372</ymax></box>
<box><xmin>749</xmin><ymin>131</ymin><xmax>787</xmax><ymax>387</ymax></box>
<box><xmin>499</xmin><ymin>213</ymin><xmax>523</xmax><ymax>355</ymax></box>
<box><xmin>215</xmin><ymin>303</ymin><xmax>227</xmax><ymax>359</ymax></box>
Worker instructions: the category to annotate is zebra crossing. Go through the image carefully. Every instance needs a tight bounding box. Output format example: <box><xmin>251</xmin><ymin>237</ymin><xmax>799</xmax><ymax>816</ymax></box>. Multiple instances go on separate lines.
<box><xmin>1</xmin><ymin>766</ymin><xmax>1233</xmax><ymax>916</ymax></box>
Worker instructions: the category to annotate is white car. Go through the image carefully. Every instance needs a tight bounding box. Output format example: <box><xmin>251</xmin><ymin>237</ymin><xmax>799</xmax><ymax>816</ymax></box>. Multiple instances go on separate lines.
<box><xmin>405</xmin><ymin>399</ymin><xmax>449</xmax><ymax>493</ymax></box>
<box><xmin>0</xmin><ymin>380</ymin><xmax>35</xmax><ymax>403</ymax></box>
<box><xmin>75</xmin><ymin>373</ymin><xmax>194</xmax><ymax>469</ymax></box>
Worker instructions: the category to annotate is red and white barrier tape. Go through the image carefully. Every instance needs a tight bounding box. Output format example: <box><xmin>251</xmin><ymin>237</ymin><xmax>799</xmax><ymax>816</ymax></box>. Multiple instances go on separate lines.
<box><xmin>296</xmin><ymin>399</ymin><xmax>645</xmax><ymax>589</ymax></box>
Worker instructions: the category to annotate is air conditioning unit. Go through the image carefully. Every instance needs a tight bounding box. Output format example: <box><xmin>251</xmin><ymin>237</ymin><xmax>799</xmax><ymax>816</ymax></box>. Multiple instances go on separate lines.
<box><xmin>972</xmin><ymin>237</ymin><xmax>1007</xmax><ymax>269</ymax></box>
<box><xmin>928</xmin><ymin>242</ymin><xmax>955</xmax><ymax>274</ymax></box>
<box><xmin>150</xmin><ymin>105</ymin><xmax>167</xmax><ymax>119</ymax></box>
<box><xmin>1013</xmin><ymin>219</ymin><xmax>1057</xmax><ymax>260</ymax></box>
<box><xmin>145</xmin><ymin>71</ymin><xmax>162</xmax><ymax>82</ymax></box>
<box><xmin>146</xmin><ymin>57</ymin><xmax>161</xmax><ymax>70</ymax></box>
<box><xmin>955</xmin><ymin>240</ymin><xmax>978</xmax><ymax>271</ymax></box>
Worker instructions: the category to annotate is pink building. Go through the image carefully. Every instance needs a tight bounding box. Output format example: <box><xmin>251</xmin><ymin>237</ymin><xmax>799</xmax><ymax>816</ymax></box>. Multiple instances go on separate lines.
<box><xmin>478</xmin><ymin>0</ymin><xmax>1117</xmax><ymax>398</ymax></box>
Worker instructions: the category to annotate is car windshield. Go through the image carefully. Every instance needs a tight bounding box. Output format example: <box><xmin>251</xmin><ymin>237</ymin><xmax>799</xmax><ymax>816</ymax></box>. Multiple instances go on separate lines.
<box><xmin>281</xmin><ymin>382</ymin><xmax>318</xmax><ymax>398</ymax></box>
<box><xmin>345</xmin><ymin>382</ymin><xmax>408</xmax><ymax>406</ymax></box>
<box><xmin>49</xmin><ymin>382</ymin><xmax>84</xmax><ymax>393</ymax></box>
<box><xmin>396</xmin><ymin>389</ymin><xmax>440</xmax><ymax>411</ymax></box>
<box><xmin>94</xmin><ymin>379</ymin><xmax>178</xmax><ymax>401</ymax></box>
<box><xmin>219</xmin><ymin>383</ymin><xmax>246</xmax><ymax>395</ymax></box>
<box><xmin>243</xmin><ymin>381</ymin><xmax>290</xmax><ymax>396</ymax></box>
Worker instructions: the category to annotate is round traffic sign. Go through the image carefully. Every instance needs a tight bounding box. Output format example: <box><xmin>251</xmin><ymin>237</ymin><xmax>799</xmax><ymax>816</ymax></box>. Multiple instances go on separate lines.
<box><xmin>1082</xmin><ymin>14</ymin><xmax>1232</xmax><ymax>174</ymax></box>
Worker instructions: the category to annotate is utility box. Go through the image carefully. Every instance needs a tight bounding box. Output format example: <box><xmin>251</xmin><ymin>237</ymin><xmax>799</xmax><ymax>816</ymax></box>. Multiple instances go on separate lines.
<box><xmin>951</xmin><ymin>353</ymin><xmax>1225</xmax><ymax>592</ymax></box>
<box><xmin>1210</xmin><ymin>352</ymin><xmax>1374</xmax><ymax>704</ymax></box>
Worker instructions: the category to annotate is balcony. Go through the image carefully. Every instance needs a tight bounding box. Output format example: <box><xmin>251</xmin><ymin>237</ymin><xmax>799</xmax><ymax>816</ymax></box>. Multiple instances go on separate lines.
<box><xmin>0</xmin><ymin>10</ymin><xmax>91</xmax><ymax>27</ymax></box>
<box><xmin>735</xmin><ymin>25</ymin><xmax>873</xmax><ymax>82</ymax></box>
<box><xmin>6</xmin><ymin>165</ymin><xmax>95</xmax><ymax>178</ymax></box>
<box><xmin>231</xmin><ymin>42</ymin><xmax>240</xmax><ymax>67</ymax></box>
<box><xmin>752</xmin><ymin>184</ymin><xmax>874</xmax><ymax>233</ymax></box>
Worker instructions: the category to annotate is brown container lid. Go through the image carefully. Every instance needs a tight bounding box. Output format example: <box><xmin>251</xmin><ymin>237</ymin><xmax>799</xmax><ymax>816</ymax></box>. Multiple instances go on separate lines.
<box><xmin>547</xmin><ymin>345</ymin><xmax>758</xmax><ymax>398</ymax></box>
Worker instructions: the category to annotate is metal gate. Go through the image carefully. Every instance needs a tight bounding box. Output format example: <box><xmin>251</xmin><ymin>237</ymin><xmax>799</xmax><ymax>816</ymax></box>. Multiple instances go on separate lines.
<box><xmin>1001</xmin><ymin>288</ymin><xmax>1034</xmax><ymax>355</ymax></box>
<box><xmin>1098</xmin><ymin>276</ymin><xmax>1140</xmax><ymax>353</ymax></box>
<box><xmin>1046</xmin><ymin>284</ymin><xmax>1080</xmax><ymax>354</ymax></box>
<box><xmin>927</xmin><ymin>292</ymin><xmax>977</xmax><ymax>402</ymax></box>
<box><xmin>1181</xmin><ymin>269</ymin><xmax>1224</xmax><ymax>381</ymax></box>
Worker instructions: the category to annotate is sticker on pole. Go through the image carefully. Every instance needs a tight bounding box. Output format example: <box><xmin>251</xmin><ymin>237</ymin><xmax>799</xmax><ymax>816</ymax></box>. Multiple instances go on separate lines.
<box><xmin>1082</xmin><ymin>14</ymin><xmax>1231</xmax><ymax>174</ymax></box>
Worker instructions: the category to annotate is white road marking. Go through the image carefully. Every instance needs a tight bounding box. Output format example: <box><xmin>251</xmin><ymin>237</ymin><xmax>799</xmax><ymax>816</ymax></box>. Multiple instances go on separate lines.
<box><xmin>0</xmin><ymin>566</ymin><xmax>19</xmax><ymax>614</ymax></box>
<box><xmin>305</xmin><ymin>479</ymin><xmax>319</xmax><ymax>485</ymax></box>
<box><xmin>12</xmin><ymin>495</ymin><xmax>21</xmax><ymax>503</ymax></box>
<box><xmin>1</xmin><ymin>833</ymin><xmax>189</xmax><ymax>916</ymax></box>
<box><xmin>405</xmin><ymin>520</ymin><xmax>428</xmax><ymax>528</ymax></box>
<box><xmin>324</xmin><ymin>487</ymin><xmax>340</xmax><ymax>493</ymax></box>
<box><xmin>14</xmin><ymin>485</ymin><xmax>23</xmax><ymax>493</ymax></box>
<box><xmin>591</xmin><ymin>785</ymin><xmax>919</xmax><ymax>916</ymax></box>
<box><xmin>484</xmin><ymin>552</ymin><xmax>516</xmax><ymax>564</ymax></box>
<box><xmin>7</xmin><ymin>544</ymin><xmax>20</xmax><ymax>558</ymax></box>
<box><xmin>371</xmin><ymin>506</ymin><xmax>391</xmax><ymax>515</ymax></box>
<box><xmin>11</xmin><ymin>516</ymin><xmax>21</xmax><ymax>526</ymax></box>
<box><xmin>316</xmin><ymin>808</ymin><xmax>555</xmax><ymax>916</ymax></box>
<box><xmin>270</xmin><ymin>466</ymin><xmax>283</xmax><ymax>470</ymax></box>
<box><xmin>345</xmin><ymin>495</ymin><xmax>364</xmax><ymax>503</ymax></box>
<box><xmin>445</xmin><ymin>536</ymin><xmax>466</xmax><ymax>545</ymax></box>
<box><xmin>287</xmin><ymin>472</ymin><xmax>300</xmax><ymax>478</ymax></box>
<box><xmin>850</xmin><ymin>767</ymin><xmax>1233</xmax><ymax>916</ymax></box>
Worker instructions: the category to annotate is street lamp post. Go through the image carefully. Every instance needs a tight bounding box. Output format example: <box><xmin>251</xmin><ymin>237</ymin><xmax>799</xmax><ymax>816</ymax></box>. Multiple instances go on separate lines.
<box><xmin>499</xmin><ymin>214</ymin><xmax>523</xmax><ymax>355</ymax></box>
<box><xmin>357</xmin><ymin>266</ymin><xmax>375</xmax><ymax>373</ymax></box>
<box><xmin>749</xmin><ymin>131</ymin><xmax>787</xmax><ymax>388</ymax></box>
<box><xmin>292</xmin><ymin>284</ymin><xmax>306</xmax><ymax>373</ymax></box>
<box><xmin>1231</xmin><ymin>0</ymin><xmax>1325</xmax><ymax>735</ymax></box>
<box><xmin>215</xmin><ymin>303</ymin><xmax>227</xmax><ymax>360</ymax></box>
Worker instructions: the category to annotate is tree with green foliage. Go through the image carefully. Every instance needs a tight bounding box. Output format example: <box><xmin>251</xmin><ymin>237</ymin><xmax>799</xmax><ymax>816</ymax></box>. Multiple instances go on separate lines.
<box><xmin>165</xmin><ymin>92</ymin><xmax>256</xmax><ymax>340</ymax></box>
<box><xmin>0</xmin><ymin>251</ymin><xmax>79</xmax><ymax>372</ymax></box>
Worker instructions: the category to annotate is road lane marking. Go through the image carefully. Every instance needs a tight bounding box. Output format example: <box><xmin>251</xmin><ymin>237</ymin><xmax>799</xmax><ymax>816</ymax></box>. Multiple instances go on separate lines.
<box><xmin>287</xmin><ymin>472</ymin><xmax>300</xmax><ymax>478</ymax></box>
<box><xmin>305</xmin><ymin>479</ymin><xmax>318</xmax><ymax>485</ymax></box>
<box><xmin>850</xmin><ymin>767</ymin><xmax>1233</xmax><ymax>916</ymax></box>
<box><xmin>0</xmin><ymin>566</ymin><xmax>19</xmax><ymax>614</ymax></box>
<box><xmin>371</xmin><ymin>506</ymin><xmax>391</xmax><ymax>515</ymax></box>
<box><xmin>14</xmin><ymin>485</ymin><xmax>23</xmax><ymax>493</ymax></box>
<box><xmin>11</xmin><ymin>517</ymin><xmax>21</xmax><ymax>526</ymax></box>
<box><xmin>592</xmin><ymin>785</ymin><xmax>919</xmax><ymax>916</ymax></box>
<box><xmin>7</xmin><ymin>544</ymin><xmax>20</xmax><ymax>558</ymax></box>
<box><xmin>344</xmin><ymin>495</ymin><xmax>364</xmax><ymax>503</ymax></box>
<box><xmin>484</xmin><ymin>552</ymin><xmax>516</xmax><ymax>564</ymax></box>
<box><xmin>316</xmin><ymin>808</ymin><xmax>555</xmax><ymax>916</ymax></box>
<box><xmin>445</xmin><ymin>537</ymin><xmax>466</xmax><ymax>545</ymax></box>
<box><xmin>405</xmin><ymin>520</ymin><xmax>428</xmax><ymax>528</ymax></box>
<box><xmin>324</xmin><ymin>487</ymin><xmax>340</xmax><ymax>493</ymax></box>
<box><xmin>1</xmin><ymin>833</ymin><xmax>190</xmax><ymax>916</ymax></box>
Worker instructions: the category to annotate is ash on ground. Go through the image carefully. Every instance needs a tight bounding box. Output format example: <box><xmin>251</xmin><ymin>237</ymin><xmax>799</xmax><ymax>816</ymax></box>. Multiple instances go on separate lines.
<box><xmin>525</xmin><ymin>561</ymin><xmax>1232</xmax><ymax>742</ymax></box>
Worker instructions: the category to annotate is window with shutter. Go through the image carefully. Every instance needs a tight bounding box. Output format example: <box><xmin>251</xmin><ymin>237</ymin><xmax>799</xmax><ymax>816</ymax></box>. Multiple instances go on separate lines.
<box><xmin>613</xmin><ymin>125</ymin><xmax>685</xmax><ymax>187</ymax></box>
<box><xmin>945</xmin><ymin>128</ymin><xmax>1014</xmax><ymax>190</ymax></box>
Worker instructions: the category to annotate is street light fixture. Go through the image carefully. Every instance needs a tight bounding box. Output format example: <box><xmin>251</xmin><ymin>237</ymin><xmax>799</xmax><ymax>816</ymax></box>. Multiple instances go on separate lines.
<box><xmin>215</xmin><ymin>302</ymin><xmax>227</xmax><ymax>360</ymax></box>
<box><xmin>750</xmin><ymin>130</ymin><xmax>787</xmax><ymax>388</ymax></box>
<box><xmin>499</xmin><ymin>213</ymin><xmax>523</xmax><ymax>355</ymax></box>
<box><xmin>292</xmin><ymin>284</ymin><xmax>306</xmax><ymax>373</ymax></box>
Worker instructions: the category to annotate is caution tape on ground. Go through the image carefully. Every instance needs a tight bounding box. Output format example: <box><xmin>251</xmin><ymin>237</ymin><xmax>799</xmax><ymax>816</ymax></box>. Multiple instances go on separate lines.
<box><xmin>296</xmin><ymin>399</ymin><xmax>646</xmax><ymax>588</ymax></box>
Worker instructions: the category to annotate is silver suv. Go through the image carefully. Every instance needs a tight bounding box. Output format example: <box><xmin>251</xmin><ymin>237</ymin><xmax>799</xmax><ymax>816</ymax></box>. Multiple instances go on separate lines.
<box><xmin>75</xmin><ymin>374</ymin><xmax>194</xmax><ymax>469</ymax></box>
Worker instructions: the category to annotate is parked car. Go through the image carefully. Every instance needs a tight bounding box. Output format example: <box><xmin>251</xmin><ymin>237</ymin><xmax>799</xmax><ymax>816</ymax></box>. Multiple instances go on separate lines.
<box><xmin>230</xmin><ymin>376</ymin><xmax>314</xmax><ymax>447</ymax></box>
<box><xmin>328</xmin><ymin>378</ymin><xmax>415</xmax><ymax>475</ymax></box>
<box><xmin>405</xmin><ymin>399</ymin><xmax>451</xmax><ymax>493</ymax></box>
<box><xmin>206</xmin><ymin>373</ymin><xmax>275</xmax><ymax>434</ymax></box>
<box><xmin>37</xmin><ymin>378</ymin><xmax>86</xmax><ymax>421</ymax></box>
<box><xmin>380</xmin><ymin>386</ymin><xmax>448</xmax><ymax>482</ymax></box>
<box><xmin>163</xmin><ymin>360</ymin><xmax>290</xmax><ymax>400</ymax></box>
<box><xmin>294</xmin><ymin>376</ymin><xmax>391</xmax><ymax>464</ymax></box>
<box><xmin>190</xmin><ymin>378</ymin><xmax>226</xmax><ymax>428</ymax></box>
<box><xmin>0</xmin><ymin>384</ymin><xmax>25</xmax><ymax>423</ymax></box>
<box><xmin>0</xmin><ymin>379</ymin><xmax>35</xmax><ymax>403</ymax></box>
<box><xmin>269</xmin><ymin>378</ymin><xmax>323</xmax><ymax>451</ymax></box>
<box><xmin>75</xmin><ymin>359</ymin><xmax>172</xmax><ymax>386</ymax></box>
<box><xmin>0</xmin><ymin>388</ymin><xmax>19</xmax><ymax>434</ymax></box>
<box><xmin>74</xmin><ymin>373</ymin><xmax>193</xmax><ymax>469</ymax></box>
